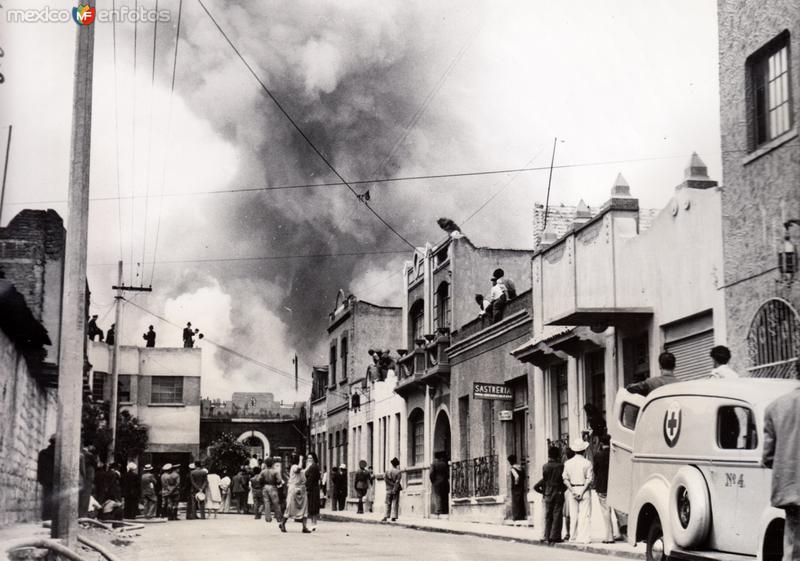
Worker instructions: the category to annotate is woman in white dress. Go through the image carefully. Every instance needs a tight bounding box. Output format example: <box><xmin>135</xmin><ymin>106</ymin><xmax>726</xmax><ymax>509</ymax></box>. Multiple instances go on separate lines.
<box><xmin>205</xmin><ymin>471</ymin><xmax>223</xmax><ymax>517</ymax></box>
<box><xmin>280</xmin><ymin>454</ymin><xmax>311</xmax><ymax>533</ymax></box>
<box><xmin>219</xmin><ymin>470</ymin><xmax>231</xmax><ymax>513</ymax></box>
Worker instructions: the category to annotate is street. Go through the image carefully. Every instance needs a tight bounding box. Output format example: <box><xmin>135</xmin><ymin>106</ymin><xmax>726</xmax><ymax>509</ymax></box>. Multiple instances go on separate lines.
<box><xmin>122</xmin><ymin>516</ymin><xmax>619</xmax><ymax>561</ymax></box>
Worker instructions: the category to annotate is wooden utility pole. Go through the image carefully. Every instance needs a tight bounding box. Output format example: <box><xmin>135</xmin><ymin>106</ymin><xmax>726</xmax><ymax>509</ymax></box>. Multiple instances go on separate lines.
<box><xmin>293</xmin><ymin>354</ymin><xmax>298</xmax><ymax>391</ymax></box>
<box><xmin>109</xmin><ymin>263</ymin><xmax>151</xmax><ymax>464</ymax></box>
<box><xmin>53</xmin><ymin>5</ymin><xmax>95</xmax><ymax>546</ymax></box>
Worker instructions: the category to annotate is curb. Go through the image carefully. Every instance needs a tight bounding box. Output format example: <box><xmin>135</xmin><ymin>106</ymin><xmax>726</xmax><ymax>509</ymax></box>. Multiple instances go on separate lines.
<box><xmin>320</xmin><ymin>512</ymin><xmax>642</xmax><ymax>560</ymax></box>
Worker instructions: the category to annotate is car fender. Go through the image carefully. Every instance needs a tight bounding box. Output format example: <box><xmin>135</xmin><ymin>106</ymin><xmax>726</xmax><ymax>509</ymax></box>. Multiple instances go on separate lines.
<box><xmin>755</xmin><ymin>506</ymin><xmax>785</xmax><ymax>561</ymax></box>
<box><xmin>630</xmin><ymin>473</ymin><xmax>674</xmax><ymax>553</ymax></box>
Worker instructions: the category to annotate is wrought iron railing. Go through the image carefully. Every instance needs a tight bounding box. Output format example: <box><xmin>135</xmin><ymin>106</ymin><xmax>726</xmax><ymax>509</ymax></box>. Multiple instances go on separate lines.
<box><xmin>450</xmin><ymin>455</ymin><xmax>499</xmax><ymax>499</ymax></box>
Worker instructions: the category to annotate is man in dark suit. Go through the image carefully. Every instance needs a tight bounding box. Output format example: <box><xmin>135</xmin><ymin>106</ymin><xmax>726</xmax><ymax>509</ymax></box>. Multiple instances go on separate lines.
<box><xmin>534</xmin><ymin>446</ymin><xmax>567</xmax><ymax>544</ymax></box>
<box><xmin>190</xmin><ymin>461</ymin><xmax>209</xmax><ymax>520</ymax></box>
<box><xmin>429</xmin><ymin>452</ymin><xmax>449</xmax><ymax>515</ymax></box>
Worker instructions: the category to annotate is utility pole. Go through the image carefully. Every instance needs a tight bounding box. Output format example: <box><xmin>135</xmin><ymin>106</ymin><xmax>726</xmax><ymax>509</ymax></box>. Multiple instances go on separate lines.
<box><xmin>0</xmin><ymin>125</ymin><xmax>12</xmax><ymax>225</ymax></box>
<box><xmin>109</xmin><ymin>261</ymin><xmax>151</xmax><ymax>465</ymax></box>
<box><xmin>293</xmin><ymin>354</ymin><xmax>298</xmax><ymax>392</ymax></box>
<box><xmin>53</xmin><ymin>4</ymin><xmax>95</xmax><ymax>546</ymax></box>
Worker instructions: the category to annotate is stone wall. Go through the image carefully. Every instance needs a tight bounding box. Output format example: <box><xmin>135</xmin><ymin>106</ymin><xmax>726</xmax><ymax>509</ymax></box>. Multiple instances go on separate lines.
<box><xmin>717</xmin><ymin>0</ymin><xmax>800</xmax><ymax>370</ymax></box>
<box><xmin>0</xmin><ymin>328</ymin><xmax>56</xmax><ymax>525</ymax></box>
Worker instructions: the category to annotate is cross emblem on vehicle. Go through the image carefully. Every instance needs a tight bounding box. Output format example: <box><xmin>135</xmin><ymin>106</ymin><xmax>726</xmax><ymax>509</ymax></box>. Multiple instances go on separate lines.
<box><xmin>663</xmin><ymin>402</ymin><xmax>682</xmax><ymax>447</ymax></box>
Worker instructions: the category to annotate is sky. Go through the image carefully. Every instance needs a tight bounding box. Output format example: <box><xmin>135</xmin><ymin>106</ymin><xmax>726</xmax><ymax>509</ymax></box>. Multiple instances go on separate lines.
<box><xmin>0</xmin><ymin>0</ymin><xmax>722</xmax><ymax>401</ymax></box>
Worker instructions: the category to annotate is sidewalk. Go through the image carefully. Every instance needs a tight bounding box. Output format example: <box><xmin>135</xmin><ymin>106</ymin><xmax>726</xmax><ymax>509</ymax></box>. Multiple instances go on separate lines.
<box><xmin>320</xmin><ymin>508</ymin><xmax>642</xmax><ymax>560</ymax></box>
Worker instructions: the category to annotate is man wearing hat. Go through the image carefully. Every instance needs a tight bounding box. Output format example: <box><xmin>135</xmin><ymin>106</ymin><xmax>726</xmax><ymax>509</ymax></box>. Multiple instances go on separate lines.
<box><xmin>382</xmin><ymin>458</ymin><xmax>402</xmax><ymax>522</ymax></box>
<box><xmin>563</xmin><ymin>438</ymin><xmax>594</xmax><ymax>544</ymax></box>
<box><xmin>334</xmin><ymin>464</ymin><xmax>348</xmax><ymax>511</ymax></box>
<box><xmin>140</xmin><ymin>464</ymin><xmax>158</xmax><ymax>518</ymax></box>
<box><xmin>161</xmin><ymin>463</ymin><xmax>181</xmax><ymax>520</ymax></box>
<box><xmin>87</xmin><ymin>314</ymin><xmax>104</xmax><ymax>341</ymax></box>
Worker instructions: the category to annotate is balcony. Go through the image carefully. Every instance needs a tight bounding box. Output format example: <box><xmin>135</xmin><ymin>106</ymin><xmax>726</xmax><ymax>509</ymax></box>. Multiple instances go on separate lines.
<box><xmin>394</xmin><ymin>346</ymin><xmax>426</xmax><ymax>396</ymax></box>
<box><xmin>451</xmin><ymin>455</ymin><xmax>500</xmax><ymax>499</ymax></box>
<box><xmin>420</xmin><ymin>330</ymin><xmax>451</xmax><ymax>384</ymax></box>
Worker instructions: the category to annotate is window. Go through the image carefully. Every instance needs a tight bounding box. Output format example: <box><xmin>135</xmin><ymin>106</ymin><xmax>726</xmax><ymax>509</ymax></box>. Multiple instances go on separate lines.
<box><xmin>458</xmin><ymin>396</ymin><xmax>470</xmax><ymax>460</ymax></box>
<box><xmin>329</xmin><ymin>343</ymin><xmax>337</xmax><ymax>387</ymax></box>
<box><xmin>340</xmin><ymin>337</ymin><xmax>348</xmax><ymax>382</ymax></box>
<box><xmin>749</xmin><ymin>33</ymin><xmax>793</xmax><ymax>147</ymax></box>
<box><xmin>434</xmin><ymin>282</ymin><xmax>450</xmax><ymax>331</ymax></box>
<box><xmin>395</xmin><ymin>413</ymin><xmax>401</xmax><ymax>460</ymax></box>
<box><xmin>620</xmin><ymin>402</ymin><xmax>640</xmax><ymax>431</ymax></box>
<box><xmin>92</xmin><ymin>372</ymin><xmax>106</xmax><ymax>402</ymax></box>
<box><xmin>118</xmin><ymin>375</ymin><xmax>132</xmax><ymax>403</ymax></box>
<box><xmin>747</xmin><ymin>299</ymin><xmax>800</xmax><ymax>378</ymax></box>
<box><xmin>409</xmin><ymin>300</ymin><xmax>425</xmax><ymax>344</ymax></box>
<box><xmin>150</xmin><ymin>376</ymin><xmax>183</xmax><ymax>404</ymax></box>
<box><xmin>412</xmin><ymin>417</ymin><xmax>424</xmax><ymax>465</ymax></box>
<box><xmin>553</xmin><ymin>363</ymin><xmax>569</xmax><ymax>442</ymax></box>
<box><xmin>584</xmin><ymin>350</ymin><xmax>606</xmax><ymax>418</ymax></box>
<box><xmin>482</xmin><ymin>400</ymin><xmax>495</xmax><ymax>456</ymax></box>
<box><xmin>718</xmin><ymin>406</ymin><xmax>757</xmax><ymax>450</ymax></box>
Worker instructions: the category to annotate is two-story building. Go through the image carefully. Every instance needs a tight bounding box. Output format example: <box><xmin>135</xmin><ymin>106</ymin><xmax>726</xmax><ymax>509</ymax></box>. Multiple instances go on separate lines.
<box><xmin>717</xmin><ymin>0</ymin><xmax>799</xmax><ymax>377</ymax></box>
<box><xmin>395</xmin><ymin>233</ymin><xmax>533</xmax><ymax>519</ymax></box>
<box><xmin>512</xmin><ymin>156</ymin><xmax>726</xmax><ymax>539</ymax></box>
<box><xmin>89</xmin><ymin>342</ymin><xmax>202</xmax><ymax>468</ymax></box>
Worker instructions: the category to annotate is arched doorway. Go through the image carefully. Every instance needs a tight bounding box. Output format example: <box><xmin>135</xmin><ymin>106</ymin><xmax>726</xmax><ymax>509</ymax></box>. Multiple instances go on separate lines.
<box><xmin>432</xmin><ymin>410</ymin><xmax>452</xmax><ymax>516</ymax></box>
<box><xmin>433</xmin><ymin>410</ymin><xmax>451</xmax><ymax>460</ymax></box>
<box><xmin>237</xmin><ymin>430</ymin><xmax>271</xmax><ymax>459</ymax></box>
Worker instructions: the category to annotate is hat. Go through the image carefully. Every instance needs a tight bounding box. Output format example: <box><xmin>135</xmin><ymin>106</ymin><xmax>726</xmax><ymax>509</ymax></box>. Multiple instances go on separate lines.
<box><xmin>171</xmin><ymin>463</ymin><xmax>181</xmax><ymax>470</ymax></box>
<box><xmin>492</xmin><ymin>268</ymin><xmax>505</xmax><ymax>280</ymax></box>
<box><xmin>143</xmin><ymin>464</ymin><xmax>153</xmax><ymax>472</ymax></box>
<box><xmin>162</xmin><ymin>463</ymin><xmax>172</xmax><ymax>471</ymax></box>
<box><xmin>339</xmin><ymin>464</ymin><xmax>347</xmax><ymax>470</ymax></box>
<box><xmin>188</xmin><ymin>463</ymin><xmax>196</xmax><ymax>469</ymax></box>
<box><xmin>390</xmin><ymin>457</ymin><xmax>400</xmax><ymax>467</ymax></box>
<box><xmin>569</xmin><ymin>438</ymin><xmax>589</xmax><ymax>453</ymax></box>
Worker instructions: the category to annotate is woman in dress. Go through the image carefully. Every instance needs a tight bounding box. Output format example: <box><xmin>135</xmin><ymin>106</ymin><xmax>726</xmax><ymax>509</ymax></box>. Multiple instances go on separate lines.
<box><xmin>281</xmin><ymin>454</ymin><xmax>311</xmax><ymax>533</ymax></box>
<box><xmin>205</xmin><ymin>470</ymin><xmax>223</xmax><ymax>518</ymax></box>
<box><xmin>304</xmin><ymin>452</ymin><xmax>321</xmax><ymax>530</ymax></box>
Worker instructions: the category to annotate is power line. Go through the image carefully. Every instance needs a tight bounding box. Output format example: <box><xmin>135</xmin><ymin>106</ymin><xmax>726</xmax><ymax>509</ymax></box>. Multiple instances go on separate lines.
<box><xmin>87</xmin><ymin>248</ymin><xmax>410</xmax><ymax>267</ymax></box>
<box><xmin>366</xmin><ymin>19</ymin><xmax>481</xmax><ymax>192</ymax></box>
<box><xmin>111</xmin><ymin>0</ymin><xmax>124</xmax><ymax>261</ymax></box>
<box><xmin>150</xmin><ymin>0</ymin><xmax>184</xmax><ymax>287</ymax></box>
<box><xmin>130</xmin><ymin>0</ymin><xmax>139</xmax><ymax>286</ymax></box>
<box><xmin>5</xmin><ymin>153</ymin><xmax>688</xmax><ymax>207</ymax></box>
<box><xmin>197</xmin><ymin>0</ymin><xmax>418</xmax><ymax>251</ymax></box>
<box><xmin>122</xmin><ymin>298</ymin><xmax>350</xmax><ymax>398</ymax></box>
<box><xmin>141</xmin><ymin>0</ymin><xmax>161</xmax><ymax>277</ymax></box>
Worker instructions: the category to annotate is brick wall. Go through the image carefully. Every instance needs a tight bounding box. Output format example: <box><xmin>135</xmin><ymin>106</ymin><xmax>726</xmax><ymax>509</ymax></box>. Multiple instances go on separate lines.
<box><xmin>0</xmin><ymin>328</ymin><xmax>56</xmax><ymax>525</ymax></box>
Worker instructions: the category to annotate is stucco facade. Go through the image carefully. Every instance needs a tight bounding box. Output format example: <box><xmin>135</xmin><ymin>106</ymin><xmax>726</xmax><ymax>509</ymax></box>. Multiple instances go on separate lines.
<box><xmin>514</xmin><ymin>158</ymin><xmax>725</xmax><ymax>539</ymax></box>
<box><xmin>88</xmin><ymin>342</ymin><xmax>202</xmax><ymax>461</ymax></box>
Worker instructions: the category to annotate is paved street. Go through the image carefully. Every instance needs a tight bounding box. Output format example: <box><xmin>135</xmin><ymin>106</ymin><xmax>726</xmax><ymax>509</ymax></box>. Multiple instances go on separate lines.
<box><xmin>121</xmin><ymin>516</ymin><xmax>620</xmax><ymax>561</ymax></box>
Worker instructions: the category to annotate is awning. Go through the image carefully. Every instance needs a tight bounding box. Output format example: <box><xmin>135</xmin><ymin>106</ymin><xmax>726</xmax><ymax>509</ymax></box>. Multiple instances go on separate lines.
<box><xmin>546</xmin><ymin>307</ymin><xmax>652</xmax><ymax>327</ymax></box>
<box><xmin>511</xmin><ymin>338</ymin><xmax>569</xmax><ymax>367</ymax></box>
<box><xmin>548</xmin><ymin>325</ymin><xmax>606</xmax><ymax>357</ymax></box>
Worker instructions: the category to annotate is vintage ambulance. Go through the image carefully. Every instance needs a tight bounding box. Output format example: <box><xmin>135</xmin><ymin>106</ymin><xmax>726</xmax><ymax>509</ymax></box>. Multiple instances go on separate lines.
<box><xmin>608</xmin><ymin>378</ymin><xmax>799</xmax><ymax>561</ymax></box>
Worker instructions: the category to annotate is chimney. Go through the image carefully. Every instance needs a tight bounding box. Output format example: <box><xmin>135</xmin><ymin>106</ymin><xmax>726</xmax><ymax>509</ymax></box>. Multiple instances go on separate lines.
<box><xmin>676</xmin><ymin>152</ymin><xmax>718</xmax><ymax>190</ymax></box>
<box><xmin>611</xmin><ymin>173</ymin><xmax>632</xmax><ymax>198</ymax></box>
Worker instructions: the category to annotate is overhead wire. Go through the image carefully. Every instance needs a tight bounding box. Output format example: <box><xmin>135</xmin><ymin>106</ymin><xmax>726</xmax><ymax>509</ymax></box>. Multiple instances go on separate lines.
<box><xmin>6</xmin><ymin>153</ymin><xmax>689</xmax><ymax>207</ymax></box>
<box><xmin>111</xmin><ymin>0</ymin><xmax>124</xmax><ymax>262</ymax></box>
<box><xmin>87</xmin><ymin>248</ymin><xmax>411</xmax><ymax>267</ymax></box>
<box><xmin>130</xmin><ymin>0</ymin><xmax>140</xmax><ymax>286</ymax></box>
<box><xmin>123</xmin><ymin>298</ymin><xmax>350</xmax><ymax>398</ymax></box>
<box><xmin>150</xmin><ymin>0</ymin><xmax>183</xmax><ymax>287</ymax></box>
<box><xmin>197</xmin><ymin>0</ymin><xmax>419</xmax><ymax>252</ymax></box>
<box><xmin>141</xmin><ymin>0</ymin><xmax>161</xmax><ymax>281</ymax></box>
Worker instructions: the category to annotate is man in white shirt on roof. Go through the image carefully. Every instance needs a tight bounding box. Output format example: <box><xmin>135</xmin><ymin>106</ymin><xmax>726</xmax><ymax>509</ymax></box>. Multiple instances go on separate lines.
<box><xmin>709</xmin><ymin>345</ymin><xmax>740</xmax><ymax>379</ymax></box>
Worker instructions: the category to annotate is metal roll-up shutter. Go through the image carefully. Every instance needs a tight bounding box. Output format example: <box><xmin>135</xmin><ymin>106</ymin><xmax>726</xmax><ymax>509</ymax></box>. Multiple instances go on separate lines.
<box><xmin>665</xmin><ymin>330</ymin><xmax>714</xmax><ymax>380</ymax></box>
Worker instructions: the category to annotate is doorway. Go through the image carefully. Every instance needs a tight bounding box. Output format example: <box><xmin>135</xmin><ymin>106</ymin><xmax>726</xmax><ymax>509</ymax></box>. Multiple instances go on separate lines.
<box><xmin>432</xmin><ymin>410</ymin><xmax>452</xmax><ymax>516</ymax></box>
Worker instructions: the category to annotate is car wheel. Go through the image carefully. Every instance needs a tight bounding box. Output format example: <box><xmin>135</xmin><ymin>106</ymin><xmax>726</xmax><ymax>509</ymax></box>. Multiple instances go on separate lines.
<box><xmin>646</xmin><ymin>517</ymin><xmax>670</xmax><ymax>561</ymax></box>
<box><xmin>669</xmin><ymin>466</ymin><xmax>711</xmax><ymax>548</ymax></box>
